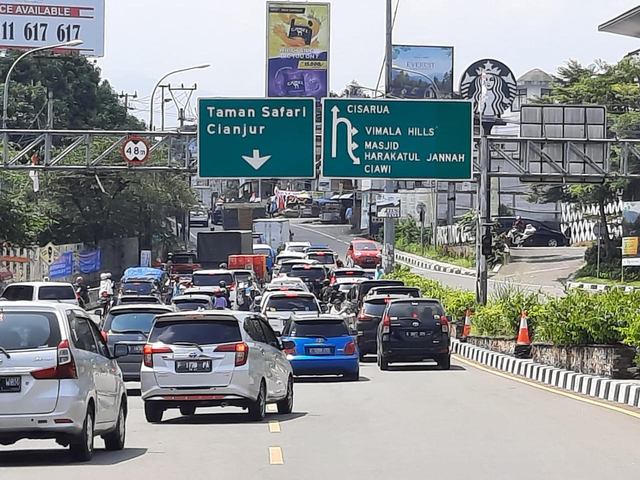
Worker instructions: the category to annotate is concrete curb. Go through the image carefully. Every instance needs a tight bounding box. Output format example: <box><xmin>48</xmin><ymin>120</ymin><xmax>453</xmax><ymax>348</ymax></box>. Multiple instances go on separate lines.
<box><xmin>566</xmin><ymin>281</ymin><xmax>639</xmax><ymax>293</ymax></box>
<box><xmin>452</xmin><ymin>340</ymin><xmax>640</xmax><ymax>409</ymax></box>
<box><xmin>395</xmin><ymin>251</ymin><xmax>475</xmax><ymax>277</ymax></box>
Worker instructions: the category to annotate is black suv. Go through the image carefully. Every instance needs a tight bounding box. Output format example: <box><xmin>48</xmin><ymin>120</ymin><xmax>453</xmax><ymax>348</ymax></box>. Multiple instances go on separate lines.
<box><xmin>377</xmin><ymin>298</ymin><xmax>451</xmax><ymax>370</ymax></box>
<box><xmin>356</xmin><ymin>294</ymin><xmax>412</xmax><ymax>359</ymax></box>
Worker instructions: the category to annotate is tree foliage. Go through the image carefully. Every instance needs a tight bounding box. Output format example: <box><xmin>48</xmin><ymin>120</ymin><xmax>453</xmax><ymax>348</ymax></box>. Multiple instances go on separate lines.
<box><xmin>0</xmin><ymin>52</ymin><xmax>195</xmax><ymax>247</ymax></box>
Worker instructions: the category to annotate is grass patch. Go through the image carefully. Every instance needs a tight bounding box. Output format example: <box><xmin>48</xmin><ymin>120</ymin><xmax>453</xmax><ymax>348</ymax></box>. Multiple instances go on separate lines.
<box><xmin>572</xmin><ymin>276</ymin><xmax>640</xmax><ymax>287</ymax></box>
<box><xmin>397</xmin><ymin>242</ymin><xmax>475</xmax><ymax>269</ymax></box>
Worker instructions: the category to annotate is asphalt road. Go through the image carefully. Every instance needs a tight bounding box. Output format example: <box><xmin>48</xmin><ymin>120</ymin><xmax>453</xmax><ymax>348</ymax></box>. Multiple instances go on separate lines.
<box><xmin>290</xmin><ymin>220</ymin><xmax>581</xmax><ymax>296</ymax></box>
<box><xmin>2</xmin><ymin>359</ymin><xmax>639</xmax><ymax>478</ymax></box>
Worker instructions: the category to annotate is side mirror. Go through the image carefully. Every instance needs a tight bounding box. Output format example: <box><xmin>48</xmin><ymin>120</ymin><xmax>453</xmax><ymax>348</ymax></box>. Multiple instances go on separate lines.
<box><xmin>113</xmin><ymin>344</ymin><xmax>129</xmax><ymax>358</ymax></box>
<box><xmin>93</xmin><ymin>308</ymin><xmax>103</xmax><ymax>317</ymax></box>
<box><xmin>281</xmin><ymin>339</ymin><xmax>295</xmax><ymax>351</ymax></box>
<box><xmin>320</xmin><ymin>303</ymin><xmax>329</xmax><ymax>313</ymax></box>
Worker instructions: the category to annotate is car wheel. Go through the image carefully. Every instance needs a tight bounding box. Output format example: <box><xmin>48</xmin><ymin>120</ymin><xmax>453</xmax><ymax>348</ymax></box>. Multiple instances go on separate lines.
<box><xmin>438</xmin><ymin>355</ymin><xmax>451</xmax><ymax>370</ymax></box>
<box><xmin>103</xmin><ymin>401</ymin><xmax>126</xmax><ymax>451</ymax></box>
<box><xmin>548</xmin><ymin>238</ymin><xmax>559</xmax><ymax>247</ymax></box>
<box><xmin>277</xmin><ymin>376</ymin><xmax>294</xmax><ymax>414</ymax></box>
<box><xmin>345</xmin><ymin>369</ymin><xmax>360</xmax><ymax>382</ymax></box>
<box><xmin>378</xmin><ymin>349</ymin><xmax>389</xmax><ymax>371</ymax></box>
<box><xmin>248</xmin><ymin>381</ymin><xmax>267</xmax><ymax>421</ymax></box>
<box><xmin>179</xmin><ymin>405</ymin><xmax>197</xmax><ymax>416</ymax></box>
<box><xmin>70</xmin><ymin>407</ymin><xmax>94</xmax><ymax>462</ymax></box>
<box><xmin>144</xmin><ymin>402</ymin><xmax>164</xmax><ymax>423</ymax></box>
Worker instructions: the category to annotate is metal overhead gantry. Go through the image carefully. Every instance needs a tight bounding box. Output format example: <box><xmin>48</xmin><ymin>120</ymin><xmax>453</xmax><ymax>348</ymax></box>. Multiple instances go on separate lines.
<box><xmin>0</xmin><ymin>129</ymin><xmax>197</xmax><ymax>172</ymax></box>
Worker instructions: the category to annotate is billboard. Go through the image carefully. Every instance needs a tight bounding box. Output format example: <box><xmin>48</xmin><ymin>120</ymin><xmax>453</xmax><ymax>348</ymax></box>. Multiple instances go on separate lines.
<box><xmin>391</xmin><ymin>45</ymin><xmax>453</xmax><ymax>99</ymax></box>
<box><xmin>0</xmin><ymin>0</ymin><xmax>105</xmax><ymax>56</ymax></box>
<box><xmin>376</xmin><ymin>194</ymin><xmax>402</xmax><ymax>218</ymax></box>
<box><xmin>266</xmin><ymin>2</ymin><xmax>330</xmax><ymax>102</ymax></box>
<box><xmin>622</xmin><ymin>202</ymin><xmax>640</xmax><ymax>267</ymax></box>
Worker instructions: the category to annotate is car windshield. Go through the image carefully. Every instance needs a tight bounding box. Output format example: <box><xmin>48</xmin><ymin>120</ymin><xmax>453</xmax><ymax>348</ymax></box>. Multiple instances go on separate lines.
<box><xmin>371</xmin><ymin>288</ymin><xmax>420</xmax><ymax>297</ymax></box>
<box><xmin>149</xmin><ymin>320</ymin><xmax>241</xmax><ymax>345</ymax></box>
<box><xmin>234</xmin><ymin>272</ymin><xmax>252</xmax><ymax>283</ymax></box>
<box><xmin>388</xmin><ymin>302</ymin><xmax>445</xmax><ymax>318</ymax></box>
<box><xmin>120</xmin><ymin>297</ymin><xmax>159</xmax><ymax>305</ymax></box>
<box><xmin>265</xmin><ymin>296</ymin><xmax>318</xmax><ymax>312</ymax></box>
<box><xmin>288</xmin><ymin>320</ymin><xmax>349</xmax><ymax>337</ymax></box>
<box><xmin>279</xmin><ymin>263</ymin><xmax>305</xmax><ymax>275</ymax></box>
<box><xmin>363</xmin><ymin>301</ymin><xmax>388</xmax><ymax>317</ymax></box>
<box><xmin>277</xmin><ymin>256</ymin><xmax>302</xmax><ymax>265</ymax></box>
<box><xmin>286</xmin><ymin>246</ymin><xmax>307</xmax><ymax>253</ymax></box>
<box><xmin>0</xmin><ymin>312</ymin><xmax>61</xmax><ymax>351</ymax></box>
<box><xmin>1</xmin><ymin>285</ymin><xmax>34</xmax><ymax>301</ymax></box>
<box><xmin>38</xmin><ymin>285</ymin><xmax>76</xmax><ymax>300</ymax></box>
<box><xmin>193</xmin><ymin>273</ymin><xmax>233</xmax><ymax>287</ymax></box>
<box><xmin>254</xmin><ymin>248</ymin><xmax>271</xmax><ymax>257</ymax></box>
<box><xmin>355</xmin><ymin>243</ymin><xmax>377</xmax><ymax>251</ymax></box>
<box><xmin>289</xmin><ymin>267</ymin><xmax>326</xmax><ymax>282</ymax></box>
<box><xmin>122</xmin><ymin>281</ymin><xmax>155</xmax><ymax>295</ymax></box>
<box><xmin>307</xmin><ymin>253</ymin><xmax>335</xmax><ymax>265</ymax></box>
<box><xmin>106</xmin><ymin>311</ymin><xmax>164</xmax><ymax>333</ymax></box>
<box><xmin>174</xmin><ymin>302</ymin><xmax>208</xmax><ymax>312</ymax></box>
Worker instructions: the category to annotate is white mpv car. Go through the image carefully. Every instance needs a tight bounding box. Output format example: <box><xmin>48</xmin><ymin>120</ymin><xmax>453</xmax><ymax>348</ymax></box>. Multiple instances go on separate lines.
<box><xmin>141</xmin><ymin>311</ymin><xmax>295</xmax><ymax>423</ymax></box>
<box><xmin>0</xmin><ymin>302</ymin><xmax>129</xmax><ymax>461</ymax></box>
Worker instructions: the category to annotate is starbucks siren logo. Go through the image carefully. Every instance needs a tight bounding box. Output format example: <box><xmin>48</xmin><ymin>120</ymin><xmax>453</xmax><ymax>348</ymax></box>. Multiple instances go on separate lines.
<box><xmin>460</xmin><ymin>59</ymin><xmax>517</xmax><ymax>117</ymax></box>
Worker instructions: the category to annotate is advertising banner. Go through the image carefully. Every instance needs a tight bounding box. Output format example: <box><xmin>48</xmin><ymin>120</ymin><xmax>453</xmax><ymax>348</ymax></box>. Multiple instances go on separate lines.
<box><xmin>78</xmin><ymin>249</ymin><xmax>101</xmax><ymax>274</ymax></box>
<box><xmin>266</xmin><ymin>2</ymin><xmax>330</xmax><ymax>102</ymax></box>
<box><xmin>622</xmin><ymin>202</ymin><xmax>640</xmax><ymax>267</ymax></box>
<box><xmin>392</xmin><ymin>45</ymin><xmax>453</xmax><ymax>99</ymax></box>
<box><xmin>376</xmin><ymin>194</ymin><xmax>402</xmax><ymax>218</ymax></box>
<box><xmin>49</xmin><ymin>252</ymin><xmax>73</xmax><ymax>279</ymax></box>
<box><xmin>0</xmin><ymin>0</ymin><xmax>105</xmax><ymax>56</ymax></box>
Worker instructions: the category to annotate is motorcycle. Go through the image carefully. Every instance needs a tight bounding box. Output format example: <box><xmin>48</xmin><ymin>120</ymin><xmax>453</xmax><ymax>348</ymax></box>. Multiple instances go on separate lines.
<box><xmin>98</xmin><ymin>291</ymin><xmax>114</xmax><ymax>319</ymax></box>
<box><xmin>507</xmin><ymin>224</ymin><xmax>537</xmax><ymax>247</ymax></box>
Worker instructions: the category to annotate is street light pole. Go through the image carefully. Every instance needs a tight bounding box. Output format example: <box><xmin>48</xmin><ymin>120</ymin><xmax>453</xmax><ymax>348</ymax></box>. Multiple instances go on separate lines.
<box><xmin>149</xmin><ymin>64</ymin><xmax>210</xmax><ymax>131</ymax></box>
<box><xmin>2</xmin><ymin>39</ymin><xmax>83</xmax><ymax>163</ymax></box>
<box><xmin>383</xmin><ymin>0</ymin><xmax>395</xmax><ymax>273</ymax></box>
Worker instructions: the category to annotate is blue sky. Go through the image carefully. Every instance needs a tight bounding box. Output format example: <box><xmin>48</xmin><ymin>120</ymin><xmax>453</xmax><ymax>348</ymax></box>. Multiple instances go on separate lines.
<box><xmin>96</xmin><ymin>0</ymin><xmax>640</xmax><ymax>126</ymax></box>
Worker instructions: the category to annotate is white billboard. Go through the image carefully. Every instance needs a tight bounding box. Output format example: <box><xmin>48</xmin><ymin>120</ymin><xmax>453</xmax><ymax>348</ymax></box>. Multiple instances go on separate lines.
<box><xmin>0</xmin><ymin>0</ymin><xmax>105</xmax><ymax>57</ymax></box>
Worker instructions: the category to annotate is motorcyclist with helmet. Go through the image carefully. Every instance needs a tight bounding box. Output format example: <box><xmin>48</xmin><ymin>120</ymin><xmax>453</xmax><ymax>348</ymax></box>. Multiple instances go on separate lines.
<box><xmin>74</xmin><ymin>276</ymin><xmax>90</xmax><ymax>307</ymax></box>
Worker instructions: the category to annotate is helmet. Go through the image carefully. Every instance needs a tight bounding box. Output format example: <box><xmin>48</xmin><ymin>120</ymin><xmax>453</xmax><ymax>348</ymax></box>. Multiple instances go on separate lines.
<box><xmin>100</xmin><ymin>272</ymin><xmax>112</xmax><ymax>280</ymax></box>
<box><xmin>219</xmin><ymin>281</ymin><xmax>227</xmax><ymax>288</ymax></box>
<box><xmin>516</xmin><ymin>216</ymin><xmax>521</xmax><ymax>221</ymax></box>
<box><xmin>323</xmin><ymin>279</ymin><xmax>330</xmax><ymax>286</ymax></box>
<box><xmin>220</xmin><ymin>263</ymin><xmax>228</xmax><ymax>269</ymax></box>
<box><xmin>76</xmin><ymin>276</ymin><xmax>84</xmax><ymax>284</ymax></box>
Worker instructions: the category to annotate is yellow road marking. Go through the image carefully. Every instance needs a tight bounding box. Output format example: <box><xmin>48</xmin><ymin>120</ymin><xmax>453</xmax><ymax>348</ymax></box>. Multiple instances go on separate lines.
<box><xmin>267</xmin><ymin>404</ymin><xmax>277</xmax><ymax>413</ymax></box>
<box><xmin>269</xmin><ymin>446</ymin><xmax>284</xmax><ymax>465</ymax></box>
<box><xmin>453</xmin><ymin>354</ymin><xmax>640</xmax><ymax>421</ymax></box>
<box><xmin>269</xmin><ymin>421</ymin><xmax>281</xmax><ymax>433</ymax></box>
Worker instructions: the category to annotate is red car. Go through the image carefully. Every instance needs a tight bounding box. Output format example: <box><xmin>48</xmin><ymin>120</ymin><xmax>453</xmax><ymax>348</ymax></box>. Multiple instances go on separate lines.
<box><xmin>346</xmin><ymin>240</ymin><xmax>382</xmax><ymax>268</ymax></box>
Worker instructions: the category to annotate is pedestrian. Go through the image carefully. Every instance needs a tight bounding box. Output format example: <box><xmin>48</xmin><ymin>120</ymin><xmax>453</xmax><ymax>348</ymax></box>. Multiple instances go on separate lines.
<box><xmin>374</xmin><ymin>263</ymin><xmax>384</xmax><ymax>280</ymax></box>
<box><xmin>345</xmin><ymin>206</ymin><xmax>353</xmax><ymax>224</ymax></box>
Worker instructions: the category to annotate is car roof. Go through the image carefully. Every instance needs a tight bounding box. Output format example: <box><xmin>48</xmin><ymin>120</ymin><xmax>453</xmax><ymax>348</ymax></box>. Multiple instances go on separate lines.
<box><xmin>387</xmin><ymin>298</ymin><xmax>443</xmax><ymax>305</ymax></box>
<box><xmin>333</xmin><ymin>267</ymin><xmax>364</xmax><ymax>273</ymax></box>
<box><xmin>281</xmin><ymin>259</ymin><xmax>318</xmax><ymax>265</ymax></box>
<box><xmin>253</xmin><ymin>244</ymin><xmax>272</xmax><ymax>249</ymax></box>
<box><xmin>4</xmin><ymin>281</ymin><xmax>73</xmax><ymax>288</ymax></box>
<box><xmin>109</xmin><ymin>304</ymin><xmax>174</xmax><ymax>312</ymax></box>
<box><xmin>365</xmin><ymin>294</ymin><xmax>413</xmax><ymax>302</ymax></box>
<box><xmin>290</xmin><ymin>314</ymin><xmax>346</xmax><ymax>322</ymax></box>
<box><xmin>360</xmin><ymin>279</ymin><xmax>404</xmax><ymax>286</ymax></box>
<box><xmin>286</xmin><ymin>242</ymin><xmax>311</xmax><ymax>247</ymax></box>
<box><xmin>370</xmin><ymin>286</ymin><xmax>420</xmax><ymax>292</ymax></box>
<box><xmin>352</xmin><ymin>239</ymin><xmax>377</xmax><ymax>245</ymax></box>
<box><xmin>291</xmin><ymin>264</ymin><xmax>325</xmax><ymax>269</ymax></box>
<box><xmin>193</xmin><ymin>269</ymin><xmax>234</xmax><ymax>274</ymax></box>
<box><xmin>0</xmin><ymin>300</ymin><xmax>78</xmax><ymax>312</ymax></box>
<box><xmin>171</xmin><ymin>294</ymin><xmax>212</xmax><ymax>302</ymax></box>
<box><xmin>231</xmin><ymin>269</ymin><xmax>254</xmax><ymax>274</ymax></box>
<box><xmin>267</xmin><ymin>291</ymin><xmax>316</xmax><ymax>298</ymax></box>
<box><xmin>153</xmin><ymin>310</ymin><xmax>253</xmax><ymax>322</ymax></box>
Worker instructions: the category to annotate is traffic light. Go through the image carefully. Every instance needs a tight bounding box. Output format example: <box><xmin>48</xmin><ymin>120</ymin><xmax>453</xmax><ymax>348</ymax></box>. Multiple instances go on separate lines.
<box><xmin>481</xmin><ymin>228</ymin><xmax>492</xmax><ymax>257</ymax></box>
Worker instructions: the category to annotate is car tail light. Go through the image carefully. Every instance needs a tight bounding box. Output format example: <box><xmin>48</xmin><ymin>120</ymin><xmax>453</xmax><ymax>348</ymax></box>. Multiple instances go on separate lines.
<box><xmin>440</xmin><ymin>316</ymin><xmax>450</xmax><ymax>334</ymax></box>
<box><xmin>285</xmin><ymin>293</ymin><xmax>299</xmax><ymax>297</ymax></box>
<box><xmin>358</xmin><ymin>309</ymin><xmax>369</xmax><ymax>321</ymax></box>
<box><xmin>344</xmin><ymin>341</ymin><xmax>357</xmax><ymax>355</ymax></box>
<box><xmin>284</xmin><ymin>344</ymin><xmax>296</xmax><ymax>355</ymax></box>
<box><xmin>229</xmin><ymin>283</ymin><xmax>235</xmax><ymax>292</ymax></box>
<box><xmin>31</xmin><ymin>340</ymin><xmax>77</xmax><ymax>379</ymax></box>
<box><xmin>143</xmin><ymin>344</ymin><xmax>173</xmax><ymax>368</ymax></box>
<box><xmin>101</xmin><ymin>331</ymin><xmax>108</xmax><ymax>342</ymax></box>
<box><xmin>215</xmin><ymin>342</ymin><xmax>249</xmax><ymax>366</ymax></box>
<box><xmin>382</xmin><ymin>315</ymin><xmax>390</xmax><ymax>334</ymax></box>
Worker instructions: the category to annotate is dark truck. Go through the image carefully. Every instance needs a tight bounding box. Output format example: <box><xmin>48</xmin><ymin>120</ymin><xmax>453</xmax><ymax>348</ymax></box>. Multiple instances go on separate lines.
<box><xmin>197</xmin><ymin>230</ymin><xmax>253</xmax><ymax>269</ymax></box>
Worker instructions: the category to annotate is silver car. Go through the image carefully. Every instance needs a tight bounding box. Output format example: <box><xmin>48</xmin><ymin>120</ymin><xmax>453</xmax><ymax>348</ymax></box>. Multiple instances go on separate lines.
<box><xmin>141</xmin><ymin>311</ymin><xmax>294</xmax><ymax>423</ymax></box>
<box><xmin>0</xmin><ymin>301</ymin><xmax>128</xmax><ymax>461</ymax></box>
<box><xmin>101</xmin><ymin>304</ymin><xmax>176</xmax><ymax>381</ymax></box>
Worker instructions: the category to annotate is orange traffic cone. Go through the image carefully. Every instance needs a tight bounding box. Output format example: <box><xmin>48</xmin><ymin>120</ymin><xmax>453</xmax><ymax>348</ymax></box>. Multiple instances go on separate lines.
<box><xmin>517</xmin><ymin>310</ymin><xmax>531</xmax><ymax>345</ymax></box>
<box><xmin>462</xmin><ymin>309</ymin><xmax>472</xmax><ymax>340</ymax></box>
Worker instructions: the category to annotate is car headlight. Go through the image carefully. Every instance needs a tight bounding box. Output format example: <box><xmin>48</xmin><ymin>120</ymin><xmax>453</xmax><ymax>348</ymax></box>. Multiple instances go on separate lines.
<box><xmin>355</xmin><ymin>252</ymin><xmax>362</xmax><ymax>257</ymax></box>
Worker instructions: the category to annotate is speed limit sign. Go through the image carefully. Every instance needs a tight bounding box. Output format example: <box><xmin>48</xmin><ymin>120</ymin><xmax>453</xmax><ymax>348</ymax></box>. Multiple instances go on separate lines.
<box><xmin>122</xmin><ymin>137</ymin><xmax>150</xmax><ymax>165</ymax></box>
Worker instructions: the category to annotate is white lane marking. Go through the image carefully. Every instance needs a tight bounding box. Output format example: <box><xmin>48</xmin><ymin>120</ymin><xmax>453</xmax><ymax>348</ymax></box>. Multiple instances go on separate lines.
<box><xmin>499</xmin><ymin>265</ymin><xmax>577</xmax><ymax>279</ymax></box>
<box><xmin>292</xmin><ymin>224</ymin><xmax>351</xmax><ymax>246</ymax></box>
<box><xmin>269</xmin><ymin>420</ymin><xmax>281</xmax><ymax>433</ymax></box>
<box><xmin>269</xmin><ymin>446</ymin><xmax>284</xmax><ymax>465</ymax></box>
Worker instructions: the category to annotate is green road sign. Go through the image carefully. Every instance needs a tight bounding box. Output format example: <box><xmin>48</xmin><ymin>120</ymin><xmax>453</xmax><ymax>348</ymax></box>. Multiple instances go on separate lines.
<box><xmin>321</xmin><ymin>98</ymin><xmax>473</xmax><ymax>180</ymax></box>
<box><xmin>198</xmin><ymin>98</ymin><xmax>316</xmax><ymax>178</ymax></box>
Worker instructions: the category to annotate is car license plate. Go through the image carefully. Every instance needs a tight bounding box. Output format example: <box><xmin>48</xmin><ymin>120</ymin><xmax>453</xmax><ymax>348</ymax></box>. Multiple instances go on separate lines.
<box><xmin>0</xmin><ymin>376</ymin><xmax>21</xmax><ymax>392</ymax></box>
<box><xmin>307</xmin><ymin>347</ymin><xmax>333</xmax><ymax>355</ymax></box>
<box><xmin>405</xmin><ymin>331</ymin><xmax>427</xmax><ymax>338</ymax></box>
<box><xmin>175</xmin><ymin>360</ymin><xmax>212</xmax><ymax>373</ymax></box>
<box><xmin>130</xmin><ymin>344</ymin><xmax>145</xmax><ymax>354</ymax></box>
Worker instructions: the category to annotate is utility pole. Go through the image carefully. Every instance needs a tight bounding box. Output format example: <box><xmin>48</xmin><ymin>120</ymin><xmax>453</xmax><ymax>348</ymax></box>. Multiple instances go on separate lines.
<box><xmin>118</xmin><ymin>91</ymin><xmax>138</xmax><ymax>110</ymax></box>
<box><xmin>160</xmin><ymin>85</ymin><xmax>168</xmax><ymax>131</ymax></box>
<box><xmin>476</xmin><ymin>129</ymin><xmax>490</xmax><ymax>305</ymax></box>
<box><xmin>168</xmin><ymin>83</ymin><xmax>198</xmax><ymax>130</ymax></box>
<box><xmin>383</xmin><ymin>0</ymin><xmax>395</xmax><ymax>273</ymax></box>
<box><xmin>44</xmin><ymin>90</ymin><xmax>53</xmax><ymax>164</ymax></box>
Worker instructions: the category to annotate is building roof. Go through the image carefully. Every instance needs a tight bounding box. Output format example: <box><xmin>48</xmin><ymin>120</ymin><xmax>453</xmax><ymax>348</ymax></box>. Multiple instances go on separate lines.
<box><xmin>518</xmin><ymin>68</ymin><xmax>553</xmax><ymax>84</ymax></box>
<box><xmin>599</xmin><ymin>6</ymin><xmax>640</xmax><ymax>38</ymax></box>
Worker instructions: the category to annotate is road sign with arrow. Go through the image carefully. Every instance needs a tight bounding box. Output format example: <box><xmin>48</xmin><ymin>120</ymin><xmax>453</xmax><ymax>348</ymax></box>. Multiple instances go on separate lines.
<box><xmin>198</xmin><ymin>98</ymin><xmax>315</xmax><ymax>179</ymax></box>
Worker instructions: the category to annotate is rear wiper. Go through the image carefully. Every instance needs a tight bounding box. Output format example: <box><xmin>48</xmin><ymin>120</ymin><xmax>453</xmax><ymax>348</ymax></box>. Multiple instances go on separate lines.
<box><xmin>172</xmin><ymin>341</ymin><xmax>204</xmax><ymax>352</ymax></box>
<box><xmin>111</xmin><ymin>329</ymin><xmax>148</xmax><ymax>336</ymax></box>
<box><xmin>298</xmin><ymin>335</ymin><xmax>328</xmax><ymax>340</ymax></box>
<box><xmin>0</xmin><ymin>347</ymin><xmax>11</xmax><ymax>359</ymax></box>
